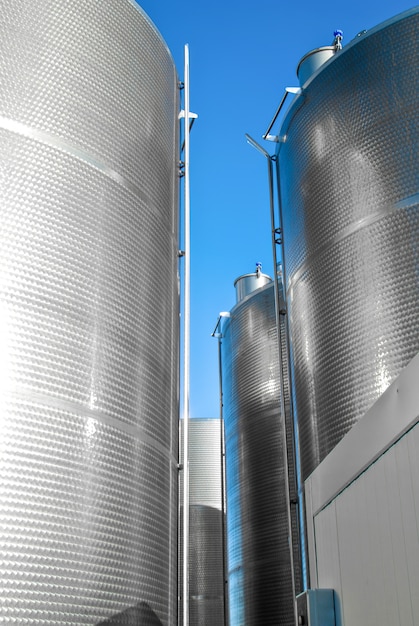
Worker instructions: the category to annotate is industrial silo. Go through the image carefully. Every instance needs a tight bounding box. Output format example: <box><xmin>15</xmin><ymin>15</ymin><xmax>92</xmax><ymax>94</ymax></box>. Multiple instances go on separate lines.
<box><xmin>0</xmin><ymin>1</ymin><xmax>179</xmax><ymax>624</ymax></box>
<box><xmin>277</xmin><ymin>8</ymin><xmax>419</xmax><ymax>481</ymax></box>
<box><xmin>221</xmin><ymin>271</ymin><xmax>300</xmax><ymax>626</ymax></box>
<box><xmin>179</xmin><ymin>418</ymin><xmax>226</xmax><ymax>626</ymax></box>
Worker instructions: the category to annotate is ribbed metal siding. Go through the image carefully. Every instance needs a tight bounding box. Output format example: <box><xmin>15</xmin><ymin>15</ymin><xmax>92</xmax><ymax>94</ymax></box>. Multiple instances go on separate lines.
<box><xmin>179</xmin><ymin>419</ymin><xmax>226</xmax><ymax>626</ymax></box>
<box><xmin>0</xmin><ymin>1</ymin><xmax>178</xmax><ymax>624</ymax></box>
<box><xmin>222</xmin><ymin>283</ymin><xmax>298</xmax><ymax>626</ymax></box>
<box><xmin>279</xmin><ymin>8</ymin><xmax>419</xmax><ymax>481</ymax></box>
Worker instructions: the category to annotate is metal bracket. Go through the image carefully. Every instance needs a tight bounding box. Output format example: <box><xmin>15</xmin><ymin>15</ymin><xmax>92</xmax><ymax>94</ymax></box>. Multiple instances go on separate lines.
<box><xmin>263</xmin><ymin>87</ymin><xmax>301</xmax><ymax>142</ymax></box>
<box><xmin>179</xmin><ymin>112</ymin><xmax>198</xmax><ymax>153</ymax></box>
<box><xmin>274</xmin><ymin>226</ymin><xmax>283</xmax><ymax>245</ymax></box>
<box><xmin>211</xmin><ymin>312</ymin><xmax>231</xmax><ymax>338</ymax></box>
<box><xmin>179</xmin><ymin>110</ymin><xmax>198</xmax><ymax>120</ymax></box>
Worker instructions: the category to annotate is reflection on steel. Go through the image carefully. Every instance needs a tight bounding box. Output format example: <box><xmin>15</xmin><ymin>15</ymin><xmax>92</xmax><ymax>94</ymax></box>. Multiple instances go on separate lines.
<box><xmin>96</xmin><ymin>602</ymin><xmax>163</xmax><ymax>625</ymax></box>
<box><xmin>278</xmin><ymin>8</ymin><xmax>419</xmax><ymax>481</ymax></box>
<box><xmin>0</xmin><ymin>0</ymin><xmax>179</xmax><ymax>623</ymax></box>
<box><xmin>234</xmin><ymin>270</ymin><xmax>272</xmax><ymax>302</ymax></box>
<box><xmin>222</xmin><ymin>278</ymin><xmax>300</xmax><ymax>625</ymax></box>
<box><xmin>179</xmin><ymin>419</ymin><xmax>226</xmax><ymax>626</ymax></box>
<box><xmin>296</xmin><ymin>46</ymin><xmax>336</xmax><ymax>87</ymax></box>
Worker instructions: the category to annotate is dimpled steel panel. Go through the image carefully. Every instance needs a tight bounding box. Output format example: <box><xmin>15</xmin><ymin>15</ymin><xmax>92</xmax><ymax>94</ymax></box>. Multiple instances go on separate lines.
<box><xmin>279</xmin><ymin>8</ymin><xmax>419</xmax><ymax>481</ymax></box>
<box><xmin>222</xmin><ymin>282</ymin><xmax>298</xmax><ymax>626</ymax></box>
<box><xmin>0</xmin><ymin>1</ymin><xmax>178</xmax><ymax>624</ymax></box>
<box><xmin>179</xmin><ymin>419</ymin><xmax>226</xmax><ymax>626</ymax></box>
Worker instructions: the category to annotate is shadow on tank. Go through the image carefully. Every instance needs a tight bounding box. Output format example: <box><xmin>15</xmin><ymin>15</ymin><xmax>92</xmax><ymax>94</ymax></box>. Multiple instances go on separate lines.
<box><xmin>96</xmin><ymin>602</ymin><xmax>163</xmax><ymax>625</ymax></box>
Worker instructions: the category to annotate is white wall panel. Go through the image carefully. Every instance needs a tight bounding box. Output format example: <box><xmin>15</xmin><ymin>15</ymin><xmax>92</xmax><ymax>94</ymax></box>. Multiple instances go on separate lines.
<box><xmin>383</xmin><ymin>445</ymin><xmax>414</xmax><ymax>625</ymax></box>
<box><xmin>312</xmin><ymin>424</ymin><xmax>419</xmax><ymax>626</ymax></box>
<box><xmin>313</xmin><ymin>502</ymin><xmax>343</xmax><ymax>625</ymax></box>
<box><xmin>407</xmin><ymin>424</ymin><xmax>419</xmax><ymax>521</ymax></box>
<box><xmin>314</xmin><ymin>501</ymin><xmax>339</xmax><ymax>590</ymax></box>
<box><xmin>405</xmin><ymin>427</ymin><xmax>419</xmax><ymax>620</ymax></box>
<box><xmin>394</xmin><ymin>437</ymin><xmax>419</xmax><ymax>621</ymax></box>
<box><xmin>336</xmin><ymin>478</ymin><xmax>372</xmax><ymax>625</ymax></box>
<box><xmin>366</xmin><ymin>458</ymin><xmax>399</xmax><ymax>626</ymax></box>
<box><xmin>306</xmin><ymin>353</ymin><xmax>419</xmax><ymax>626</ymax></box>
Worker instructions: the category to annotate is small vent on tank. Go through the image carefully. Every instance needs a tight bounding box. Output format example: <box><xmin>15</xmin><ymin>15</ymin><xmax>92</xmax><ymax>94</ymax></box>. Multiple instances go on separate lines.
<box><xmin>297</xmin><ymin>29</ymin><xmax>343</xmax><ymax>87</ymax></box>
<box><xmin>234</xmin><ymin>263</ymin><xmax>272</xmax><ymax>303</ymax></box>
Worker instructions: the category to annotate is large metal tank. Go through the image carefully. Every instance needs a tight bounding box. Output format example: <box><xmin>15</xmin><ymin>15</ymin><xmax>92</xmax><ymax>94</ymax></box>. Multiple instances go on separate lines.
<box><xmin>0</xmin><ymin>1</ymin><xmax>179</xmax><ymax>624</ymax></box>
<box><xmin>278</xmin><ymin>8</ymin><xmax>419</xmax><ymax>481</ymax></box>
<box><xmin>221</xmin><ymin>274</ymin><xmax>300</xmax><ymax>626</ymax></box>
<box><xmin>179</xmin><ymin>419</ymin><xmax>226</xmax><ymax>626</ymax></box>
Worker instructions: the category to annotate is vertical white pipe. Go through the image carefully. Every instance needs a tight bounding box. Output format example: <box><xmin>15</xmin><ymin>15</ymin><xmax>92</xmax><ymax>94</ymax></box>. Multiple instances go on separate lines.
<box><xmin>182</xmin><ymin>43</ymin><xmax>191</xmax><ymax>626</ymax></box>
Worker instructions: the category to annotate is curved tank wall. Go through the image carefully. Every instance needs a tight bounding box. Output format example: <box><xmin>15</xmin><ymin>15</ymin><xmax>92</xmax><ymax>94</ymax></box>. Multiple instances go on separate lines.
<box><xmin>278</xmin><ymin>8</ymin><xmax>419</xmax><ymax>481</ymax></box>
<box><xmin>179</xmin><ymin>419</ymin><xmax>226</xmax><ymax>626</ymax></box>
<box><xmin>0</xmin><ymin>1</ymin><xmax>179</xmax><ymax>624</ymax></box>
<box><xmin>221</xmin><ymin>278</ymin><xmax>300</xmax><ymax>626</ymax></box>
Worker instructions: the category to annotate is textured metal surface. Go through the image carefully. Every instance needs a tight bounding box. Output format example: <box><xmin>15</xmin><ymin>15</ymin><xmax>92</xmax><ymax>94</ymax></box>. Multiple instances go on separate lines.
<box><xmin>0</xmin><ymin>1</ymin><xmax>179</xmax><ymax>624</ymax></box>
<box><xmin>279</xmin><ymin>8</ymin><xmax>419</xmax><ymax>481</ymax></box>
<box><xmin>222</xmin><ymin>281</ymin><xmax>299</xmax><ymax>626</ymax></box>
<box><xmin>179</xmin><ymin>419</ymin><xmax>226</xmax><ymax>626</ymax></box>
<box><xmin>96</xmin><ymin>602</ymin><xmax>164</xmax><ymax>625</ymax></box>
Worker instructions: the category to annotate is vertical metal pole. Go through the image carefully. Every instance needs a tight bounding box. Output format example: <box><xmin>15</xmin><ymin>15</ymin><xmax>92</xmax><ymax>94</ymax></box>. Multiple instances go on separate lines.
<box><xmin>245</xmin><ymin>134</ymin><xmax>298</xmax><ymax>623</ymax></box>
<box><xmin>182</xmin><ymin>43</ymin><xmax>191</xmax><ymax>626</ymax></box>
<box><xmin>246</xmin><ymin>134</ymin><xmax>297</xmax><ymax>623</ymax></box>
<box><xmin>266</xmin><ymin>156</ymin><xmax>298</xmax><ymax>625</ymax></box>
<box><xmin>274</xmin><ymin>157</ymin><xmax>308</xmax><ymax>593</ymax></box>
<box><xmin>217</xmin><ymin>335</ymin><xmax>228</xmax><ymax>626</ymax></box>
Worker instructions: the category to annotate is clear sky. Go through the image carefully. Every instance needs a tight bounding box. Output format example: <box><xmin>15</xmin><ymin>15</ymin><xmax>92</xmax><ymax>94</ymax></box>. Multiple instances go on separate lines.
<box><xmin>135</xmin><ymin>0</ymin><xmax>416</xmax><ymax>419</ymax></box>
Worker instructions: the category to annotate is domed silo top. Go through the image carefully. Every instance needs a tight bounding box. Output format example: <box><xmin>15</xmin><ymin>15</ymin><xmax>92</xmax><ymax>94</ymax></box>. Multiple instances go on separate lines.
<box><xmin>297</xmin><ymin>30</ymin><xmax>343</xmax><ymax>86</ymax></box>
<box><xmin>234</xmin><ymin>264</ymin><xmax>272</xmax><ymax>303</ymax></box>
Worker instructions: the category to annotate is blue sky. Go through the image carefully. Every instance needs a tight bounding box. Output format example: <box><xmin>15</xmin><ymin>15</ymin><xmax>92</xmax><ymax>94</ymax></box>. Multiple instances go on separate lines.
<box><xmin>135</xmin><ymin>0</ymin><xmax>416</xmax><ymax>418</ymax></box>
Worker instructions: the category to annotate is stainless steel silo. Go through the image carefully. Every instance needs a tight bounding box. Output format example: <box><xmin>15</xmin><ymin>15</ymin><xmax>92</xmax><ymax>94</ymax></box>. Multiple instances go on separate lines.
<box><xmin>0</xmin><ymin>1</ymin><xmax>179</xmax><ymax>624</ymax></box>
<box><xmin>278</xmin><ymin>8</ymin><xmax>419</xmax><ymax>481</ymax></box>
<box><xmin>221</xmin><ymin>274</ymin><xmax>300</xmax><ymax>626</ymax></box>
<box><xmin>179</xmin><ymin>419</ymin><xmax>226</xmax><ymax>626</ymax></box>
